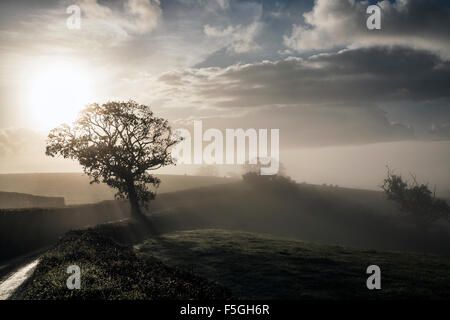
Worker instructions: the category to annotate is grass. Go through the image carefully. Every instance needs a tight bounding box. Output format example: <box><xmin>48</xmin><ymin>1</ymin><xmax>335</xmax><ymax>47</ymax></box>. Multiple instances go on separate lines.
<box><xmin>19</xmin><ymin>223</ymin><xmax>231</xmax><ymax>300</ymax></box>
<box><xmin>136</xmin><ymin>229</ymin><xmax>450</xmax><ymax>300</ymax></box>
<box><xmin>146</xmin><ymin>181</ymin><xmax>450</xmax><ymax>255</ymax></box>
<box><xmin>16</xmin><ymin>222</ymin><xmax>450</xmax><ymax>300</ymax></box>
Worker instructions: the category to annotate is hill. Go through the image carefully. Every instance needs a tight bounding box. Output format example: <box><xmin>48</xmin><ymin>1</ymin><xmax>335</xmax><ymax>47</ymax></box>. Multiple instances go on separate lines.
<box><xmin>146</xmin><ymin>181</ymin><xmax>450</xmax><ymax>255</ymax></box>
<box><xmin>0</xmin><ymin>173</ymin><xmax>236</xmax><ymax>205</ymax></box>
<box><xmin>0</xmin><ymin>191</ymin><xmax>65</xmax><ymax>209</ymax></box>
<box><xmin>17</xmin><ymin>223</ymin><xmax>231</xmax><ymax>300</ymax></box>
<box><xmin>2</xmin><ymin>178</ymin><xmax>450</xmax><ymax>263</ymax></box>
<box><xmin>17</xmin><ymin>224</ymin><xmax>450</xmax><ymax>300</ymax></box>
<box><xmin>136</xmin><ymin>229</ymin><xmax>450</xmax><ymax>299</ymax></box>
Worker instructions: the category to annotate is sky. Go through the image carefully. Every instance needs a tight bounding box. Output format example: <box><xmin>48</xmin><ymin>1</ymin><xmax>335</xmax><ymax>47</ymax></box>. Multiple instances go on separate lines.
<box><xmin>0</xmin><ymin>0</ymin><xmax>450</xmax><ymax>195</ymax></box>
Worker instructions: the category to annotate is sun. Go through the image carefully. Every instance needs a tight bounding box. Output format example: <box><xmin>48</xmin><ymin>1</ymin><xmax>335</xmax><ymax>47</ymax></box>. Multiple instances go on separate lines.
<box><xmin>28</xmin><ymin>62</ymin><xmax>93</xmax><ymax>130</ymax></box>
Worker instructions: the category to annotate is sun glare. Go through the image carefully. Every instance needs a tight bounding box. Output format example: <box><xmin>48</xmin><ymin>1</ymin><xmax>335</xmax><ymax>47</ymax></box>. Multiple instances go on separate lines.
<box><xmin>28</xmin><ymin>62</ymin><xmax>92</xmax><ymax>130</ymax></box>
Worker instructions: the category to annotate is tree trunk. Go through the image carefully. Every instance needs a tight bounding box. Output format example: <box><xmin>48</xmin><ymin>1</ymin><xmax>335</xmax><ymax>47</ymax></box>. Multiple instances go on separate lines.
<box><xmin>127</xmin><ymin>179</ymin><xmax>145</xmax><ymax>221</ymax></box>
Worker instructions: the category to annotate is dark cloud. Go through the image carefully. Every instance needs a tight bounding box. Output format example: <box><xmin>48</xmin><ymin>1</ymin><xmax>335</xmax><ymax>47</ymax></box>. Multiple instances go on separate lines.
<box><xmin>155</xmin><ymin>45</ymin><xmax>450</xmax><ymax>146</ymax></box>
<box><xmin>158</xmin><ymin>46</ymin><xmax>450</xmax><ymax>108</ymax></box>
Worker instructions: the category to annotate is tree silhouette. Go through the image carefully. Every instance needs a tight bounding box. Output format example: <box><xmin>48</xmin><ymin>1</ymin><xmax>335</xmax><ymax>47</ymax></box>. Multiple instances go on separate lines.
<box><xmin>381</xmin><ymin>167</ymin><xmax>450</xmax><ymax>229</ymax></box>
<box><xmin>46</xmin><ymin>101</ymin><xmax>181</xmax><ymax>220</ymax></box>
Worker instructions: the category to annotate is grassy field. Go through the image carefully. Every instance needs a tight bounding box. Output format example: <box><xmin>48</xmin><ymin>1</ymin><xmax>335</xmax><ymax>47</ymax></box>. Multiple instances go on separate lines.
<box><xmin>136</xmin><ymin>229</ymin><xmax>450</xmax><ymax>300</ymax></box>
<box><xmin>18</xmin><ymin>223</ymin><xmax>231</xmax><ymax>300</ymax></box>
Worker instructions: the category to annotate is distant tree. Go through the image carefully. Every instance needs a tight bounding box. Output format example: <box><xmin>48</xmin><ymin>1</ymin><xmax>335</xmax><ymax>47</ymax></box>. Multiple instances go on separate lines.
<box><xmin>46</xmin><ymin>101</ymin><xmax>181</xmax><ymax>221</ymax></box>
<box><xmin>241</xmin><ymin>157</ymin><xmax>286</xmax><ymax>177</ymax></box>
<box><xmin>242</xmin><ymin>170</ymin><xmax>298</xmax><ymax>197</ymax></box>
<box><xmin>242</xmin><ymin>158</ymin><xmax>298</xmax><ymax>196</ymax></box>
<box><xmin>242</xmin><ymin>157</ymin><xmax>271</xmax><ymax>183</ymax></box>
<box><xmin>381</xmin><ymin>167</ymin><xmax>450</xmax><ymax>229</ymax></box>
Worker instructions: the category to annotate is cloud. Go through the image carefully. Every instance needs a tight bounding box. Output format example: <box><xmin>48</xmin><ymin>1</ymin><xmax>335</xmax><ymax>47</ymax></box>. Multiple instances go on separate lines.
<box><xmin>155</xmin><ymin>46</ymin><xmax>450</xmax><ymax>109</ymax></box>
<box><xmin>204</xmin><ymin>21</ymin><xmax>263</xmax><ymax>54</ymax></box>
<box><xmin>195</xmin><ymin>0</ymin><xmax>230</xmax><ymax>11</ymax></box>
<box><xmin>0</xmin><ymin>128</ymin><xmax>45</xmax><ymax>158</ymax></box>
<box><xmin>430</xmin><ymin>123</ymin><xmax>450</xmax><ymax>139</ymax></box>
<box><xmin>124</xmin><ymin>0</ymin><xmax>162</xmax><ymax>34</ymax></box>
<box><xmin>13</xmin><ymin>0</ymin><xmax>162</xmax><ymax>50</ymax></box>
<box><xmin>150</xmin><ymin>45</ymin><xmax>450</xmax><ymax>146</ymax></box>
<box><xmin>172</xmin><ymin>104</ymin><xmax>415</xmax><ymax>148</ymax></box>
<box><xmin>0</xmin><ymin>0</ymin><xmax>165</xmax><ymax>91</ymax></box>
<box><xmin>0</xmin><ymin>128</ymin><xmax>81</xmax><ymax>173</ymax></box>
<box><xmin>216</xmin><ymin>0</ymin><xmax>230</xmax><ymax>10</ymax></box>
<box><xmin>76</xmin><ymin>0</ymin><xmax>162</xmax><ymax>35</ymax></box>
<box><xmin>283</xmin><ymin>0</ymin><xmax>450</xmax><ymax>59</ymax></box>
<box><xmin>0</xmin><ymin>0</ymin><xmax>162</xmax><ymax>61</ymax></box>
<box><xmin>201</xmin><ymin>0</ymin><xmax>264</xmax><ymax>55</ymax></box>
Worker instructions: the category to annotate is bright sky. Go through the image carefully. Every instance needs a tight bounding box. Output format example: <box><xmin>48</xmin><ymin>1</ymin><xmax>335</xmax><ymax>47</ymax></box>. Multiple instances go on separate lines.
<box><xmin>0</xmin><ymin>0</ymin><xmax>449</xmax><ymax>195</ymax></box>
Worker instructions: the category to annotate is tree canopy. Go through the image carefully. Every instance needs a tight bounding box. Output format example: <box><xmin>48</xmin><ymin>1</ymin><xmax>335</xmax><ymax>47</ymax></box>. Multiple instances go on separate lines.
<box><xmin>382</xmin><ymin>167</ymin><xmax>450</xmax><ymax>228</ymax></box>
<box><xmin>46</xmin><ymin>100</ymin><xmax>181</xmax><ymax>219</ymax></box>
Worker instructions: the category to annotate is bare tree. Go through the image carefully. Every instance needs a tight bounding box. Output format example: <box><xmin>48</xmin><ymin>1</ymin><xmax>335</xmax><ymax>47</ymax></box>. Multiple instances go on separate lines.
<box><xmin>381</xmin><ymin>167</ymin><xmax>450</xmax><ymax>229</ymax></box>
<box><xmin>46</xmin><ymin>101</ymin><xmax>181</xmax><ymax>221</ymax></box>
